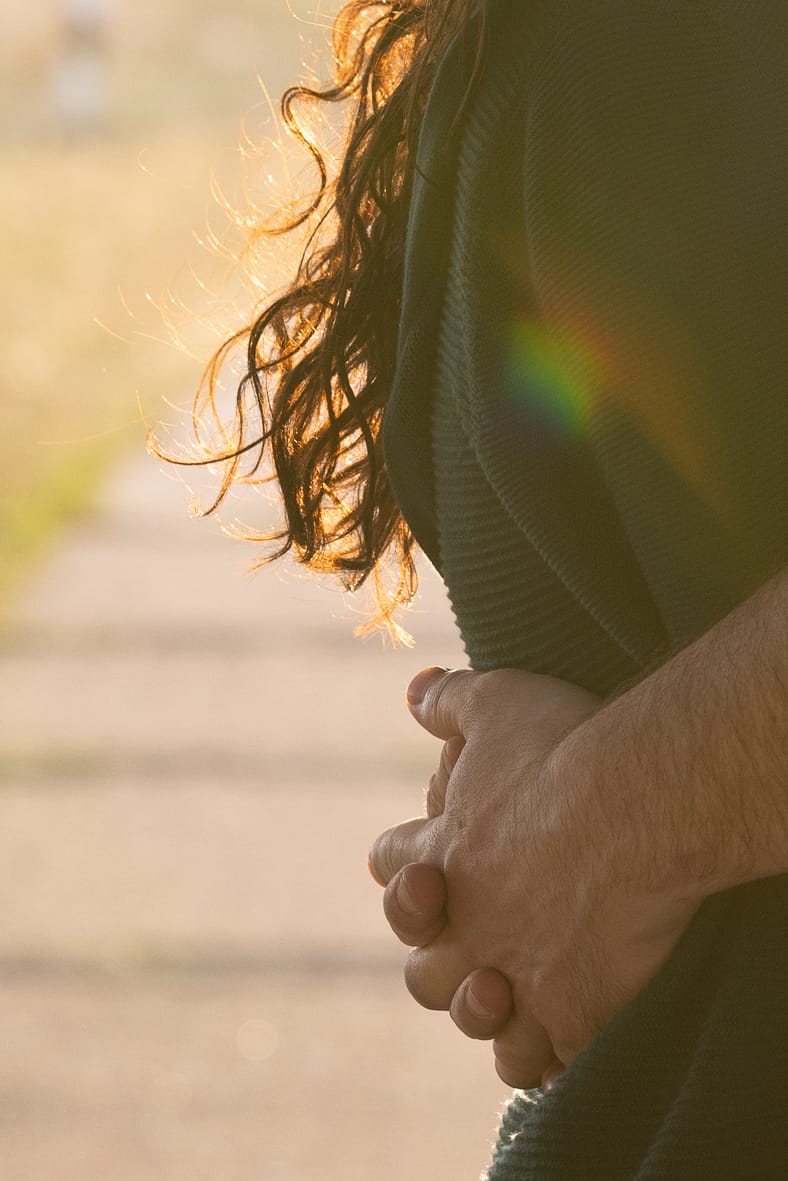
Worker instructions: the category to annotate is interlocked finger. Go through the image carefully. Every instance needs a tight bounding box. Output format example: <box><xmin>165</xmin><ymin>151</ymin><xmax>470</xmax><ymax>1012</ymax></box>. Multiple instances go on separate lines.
<box><xmin>369</xmin><ymin>816</ymin><xmax>440</xmax><ymax>887</ymax></box>
<box><xmin>449</xmin><ymin>968</ymin><xmax>514</xmax><ymax>1040</ymax></box>
<box><xmin>403</xmin><ymin>940</ymin><xmax>473</xmax><ymax>1011</ymax></box>
<box><xmin>382</xmin><ymin>863</ymin><xmax>447</xmax><ymax>947</ymax></box>
<box><xmin>425</xmin><ymin>734</ymin><xmax>466</xmax><ymax>818</ymax></box>
<box><xmin>492</xmin><ymin>1008</ymin><xmax>559</xmax><ymax>1091</ymax></box>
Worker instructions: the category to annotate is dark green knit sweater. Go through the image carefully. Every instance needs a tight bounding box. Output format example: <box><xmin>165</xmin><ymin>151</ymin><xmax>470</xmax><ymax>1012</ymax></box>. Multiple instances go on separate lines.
<box><xmin>382</xmin><ymin>0</ymin><xmax>788</xmax><ymax>1176</ymax></box>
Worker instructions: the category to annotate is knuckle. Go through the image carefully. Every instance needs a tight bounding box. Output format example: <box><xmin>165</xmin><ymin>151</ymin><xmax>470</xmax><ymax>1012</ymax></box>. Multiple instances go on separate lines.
<box><xmin>492</xmin><ymin>1010</ymin><xmax>555</xmax><ymax>1090</ymax></box>
<box><xmin>426</xmin><ymin>673</ymin><xmax>452</xmax><ymax>723</ymax></box>
<box><xmin>371</xmin><ymin>818</ymin><xmax>441</xmax><ymax>885</ymax></box>
<box><xmin>493</xmin><ymin>1042</ymin><xmax>542</xmax><ymax>1090</ymax></box>
<box><xmin>450</xmin><ymin>999</ymin><xmax>496</xmax><ymax>1041</ymax></box>
<box><xmin>369</xmin><ymin>829</ymin><xmax>399</xmax><ymax>885</ymax></box>
<box><xmin>431</xmin><ymin>668</ymin><xmax>472</xmax><ymax>722</ymax></box>
<box><xmin>403</xmin><ymin>950</ymin><xmax>451</xmax><ymax>1011</ymax></box>
<box><xmin>494</xmin><ymin>1056</ymin><xmax>540</xmax><ymax>1091</ymax></box>
<box><xmin>382</xmin><ymin>870</ymin><xmax>442</xmax><ymax>947</ymax></box>
<box><xmin>382</xmin><ymin>876</ymin><xmax>406</xmax><ymax>927</ymax></box>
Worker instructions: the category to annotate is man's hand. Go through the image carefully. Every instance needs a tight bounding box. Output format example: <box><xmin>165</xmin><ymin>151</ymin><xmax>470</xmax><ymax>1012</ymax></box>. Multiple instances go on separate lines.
<box><xmin>379</xmin><ymin>859</ymin><xmax>535</xmax><ymax>1071</ymax></box>
<box><xmin>369</xmin><ymin>666</ymin><xmax>701</xmax><ymax>1089</ymax></box>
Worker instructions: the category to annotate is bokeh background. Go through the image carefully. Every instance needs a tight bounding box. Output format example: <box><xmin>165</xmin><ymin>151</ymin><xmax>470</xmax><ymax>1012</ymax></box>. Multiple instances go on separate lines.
<box><xmin>0</xmin><ymin>2</ymin><xmax>508</xmax><ymax>1178</ymax></box>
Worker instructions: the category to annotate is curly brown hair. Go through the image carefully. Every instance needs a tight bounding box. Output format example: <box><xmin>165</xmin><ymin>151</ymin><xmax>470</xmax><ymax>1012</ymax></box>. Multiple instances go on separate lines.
<box><xmin>164</xmin><ymin>0</ymin><xmax>488</xmax><ymax>638</ymax></box>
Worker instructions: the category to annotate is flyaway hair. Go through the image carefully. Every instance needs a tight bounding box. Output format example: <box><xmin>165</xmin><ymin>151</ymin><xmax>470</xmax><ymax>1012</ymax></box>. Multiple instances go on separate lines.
<box><xmin>159</xmin><ymin>0</ymin><xmax>488</xmax><ymax>638</ymax></box>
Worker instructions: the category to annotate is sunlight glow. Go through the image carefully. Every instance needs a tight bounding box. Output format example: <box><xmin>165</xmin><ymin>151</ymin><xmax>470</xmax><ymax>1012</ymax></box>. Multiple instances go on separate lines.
<box><xmin>502</xmin><ymin>294</ymin><xmax>736</xmax><ymax>529</ymax></box>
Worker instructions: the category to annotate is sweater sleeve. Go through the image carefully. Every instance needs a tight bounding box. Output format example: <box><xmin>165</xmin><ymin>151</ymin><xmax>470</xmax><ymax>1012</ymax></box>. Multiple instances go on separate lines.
<box><xmin>521</xmin><ymin>0</ymin><xmax>788</xmax><ymax>641</ymax></box>
<box><xmin>488</xmin><ymin>16</ymin><xmax>788</xmax><ymax>1177</ymax></box>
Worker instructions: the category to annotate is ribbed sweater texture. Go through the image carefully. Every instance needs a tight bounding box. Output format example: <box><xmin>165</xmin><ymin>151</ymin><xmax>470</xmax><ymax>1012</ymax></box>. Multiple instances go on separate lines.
<box><xmin>383</xmin><ymin>0</ymin><xmax>788</xmax><ymax>1176</ymax></box>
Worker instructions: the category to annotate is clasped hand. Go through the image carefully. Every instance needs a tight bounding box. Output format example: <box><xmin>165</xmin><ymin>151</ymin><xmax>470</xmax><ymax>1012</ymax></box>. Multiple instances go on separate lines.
<box><xmin>368</xmin><ymin>666</ymin><xmax>700</xmax><ymax>1089</ymax></box>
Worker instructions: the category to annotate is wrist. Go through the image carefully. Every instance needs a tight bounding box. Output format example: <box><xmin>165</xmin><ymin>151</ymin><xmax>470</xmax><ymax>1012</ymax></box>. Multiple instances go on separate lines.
<box><xmin>545</xmin><ymin>707</ymin><xmax>712</xmax><ymax>908</ymax></box>
<box><xmin>544</xmin><ymin>566</ymin><xmax>788</xmax><ymax>909</ymax></box>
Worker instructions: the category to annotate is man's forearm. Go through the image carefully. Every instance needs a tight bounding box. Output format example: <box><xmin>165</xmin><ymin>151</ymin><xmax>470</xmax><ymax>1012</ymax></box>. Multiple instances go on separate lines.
<box><xmin>555</xmin><ymin>566</ymin><xmax>788</xmax><ymax>899</ymax></box>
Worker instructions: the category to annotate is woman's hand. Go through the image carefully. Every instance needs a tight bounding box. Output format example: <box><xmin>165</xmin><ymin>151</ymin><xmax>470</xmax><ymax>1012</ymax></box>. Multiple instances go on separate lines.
<box><xmin>369</xmin><ymin>667</ymin><xmax>701</xmax><ymax>1089</ymax></box>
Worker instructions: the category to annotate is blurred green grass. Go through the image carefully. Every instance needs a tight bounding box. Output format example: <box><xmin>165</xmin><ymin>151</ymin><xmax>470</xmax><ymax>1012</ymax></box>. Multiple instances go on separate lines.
<box><xmin>0</xmin><ymin>0</ymin><xmax>333</xmax><ymax>616</ymax></box>
<box><xmin>0</xmin><ymin>137</ymin><xmax>200</xmax><ymax>603</ymax></box>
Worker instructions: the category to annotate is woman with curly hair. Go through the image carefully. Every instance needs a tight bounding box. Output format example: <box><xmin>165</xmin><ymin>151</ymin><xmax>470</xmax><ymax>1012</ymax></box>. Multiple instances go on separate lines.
<box><xmin>177</xmin><ymin>1</ymin><xmax>788</xmax><ymax>1175</ymax></box>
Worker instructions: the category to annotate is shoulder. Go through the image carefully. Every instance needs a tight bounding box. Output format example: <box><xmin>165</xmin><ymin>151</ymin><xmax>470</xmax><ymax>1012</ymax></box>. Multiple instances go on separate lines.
<box><xmin>512</xmin><ymin>0</ymin><xmax>788</xmax><ymax>187</ymax></box>
<box><xmin>488</xmin><ymin>0</ymin><xmax>788</xmax><ymax>81</ymax></box>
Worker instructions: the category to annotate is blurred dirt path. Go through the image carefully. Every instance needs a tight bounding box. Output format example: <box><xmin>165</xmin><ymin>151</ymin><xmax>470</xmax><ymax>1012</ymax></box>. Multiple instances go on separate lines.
<box><xmin>0</xmin><ymin>451</ymin><xmax>507</xmax><ymax>1181</ymax></box>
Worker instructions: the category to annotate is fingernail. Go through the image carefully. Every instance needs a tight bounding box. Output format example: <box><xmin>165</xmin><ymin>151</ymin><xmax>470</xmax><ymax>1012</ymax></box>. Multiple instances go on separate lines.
<box><xmin>466</xmin><ymin>984</ymin><xmax>494</xmax><ymax>1021</ymax></box>
<box><xmin>406</xmin><ymin>667</ymin><xmax>445</xmax><ymax>708</ymax></box>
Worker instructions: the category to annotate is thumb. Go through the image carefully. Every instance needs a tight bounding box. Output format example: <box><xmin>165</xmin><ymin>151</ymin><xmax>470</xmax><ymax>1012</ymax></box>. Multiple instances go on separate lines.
<box><xmin>406</xmin><ymin>666</ymin><xmax>478</xmax><ymax>741</ymax></box>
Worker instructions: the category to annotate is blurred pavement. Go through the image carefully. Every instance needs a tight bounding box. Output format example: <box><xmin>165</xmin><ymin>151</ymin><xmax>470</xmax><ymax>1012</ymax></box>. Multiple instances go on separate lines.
<box><xmin>0</xmin><ymin>451</ymin><xmax>508</xmax><ymax>1180</ymax></box>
